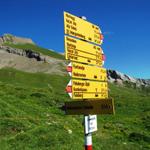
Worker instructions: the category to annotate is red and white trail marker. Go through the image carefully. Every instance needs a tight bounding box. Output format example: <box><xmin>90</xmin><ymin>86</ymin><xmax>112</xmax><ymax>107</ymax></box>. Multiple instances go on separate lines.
<box><xmin>101</xmin><ymin>49</ymin><xmax>105</xmax><ymax>66</ymax></box>
<box><xmin>100</xmin><ymin>33</ymin><xmax>104</xmax><ymax>45</ymax></box>
<box><xmin>85</xmin><ymin>133</ymin><xmax>92</xmax><ymax>150</ymax></box>
<box><xmin>66</xmin><ymin>62</ymin><xmax>72</xmax><ymax>77</ymax></box>
<box><xmin>65</xmin><ymin>80</ymin><xmax>72</xmax><ymax>98</ymax></box>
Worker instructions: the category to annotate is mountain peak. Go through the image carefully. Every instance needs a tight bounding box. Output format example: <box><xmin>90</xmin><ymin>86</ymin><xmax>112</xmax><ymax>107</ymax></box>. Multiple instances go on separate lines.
<box><xmin>0</xmin><ymin>33</ymin><xmax>35</xmax><ymax>45</ymax></box>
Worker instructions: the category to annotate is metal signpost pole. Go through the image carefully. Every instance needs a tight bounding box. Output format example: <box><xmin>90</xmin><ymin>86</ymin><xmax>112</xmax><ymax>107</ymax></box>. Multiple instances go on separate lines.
<box><xmin>80</xmin><ymin>16</ymin><xmax>93</xmax><ymax>150</ymax></box>
<box><xmin>84</xmin><ymin>115</ymin><xmax>93</xmax><ymax>150</ymax></box>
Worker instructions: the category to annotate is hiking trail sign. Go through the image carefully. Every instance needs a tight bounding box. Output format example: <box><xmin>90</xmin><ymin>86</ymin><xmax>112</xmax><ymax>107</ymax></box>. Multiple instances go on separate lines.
<box><xmin>85</xmin><ymin>115</ymin><xmax>97</xmax><ymax>134</ymax></box>
<box><xmin>64</xmin><ymin>12</ymin><xmax>103</xmax><ymax>45</ymax></box>
<box><xmin>67</xmin><ymin>62</ymin><xmax>107</xmax><ymax>81</ymax></box>
<box><xmin>63</xmin><ymin>11</ymin><xmax>115</xmax><ymax>115</ymax></box>
<box><xmin>65</xmin><ymin>36</ymin><xmax>104</xmax><ymax>66</ymax></box>
<box><xmin>66</xmin><ymin>79</ymin><xmax>108</xmax><ymax>99</ymax></box>
<box><xmin>64</xmin><ymin>99</ymin><xmax>115</xmax><ymax>115</ymax></box>
<box><xmin>63</xmin><ymin>11</ymin><xmax>115</xmax><ymax>150</ymax></box>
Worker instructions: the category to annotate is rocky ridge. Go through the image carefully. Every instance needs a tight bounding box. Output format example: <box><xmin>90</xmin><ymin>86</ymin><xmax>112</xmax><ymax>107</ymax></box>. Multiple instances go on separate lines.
<box><xmin>107</xmin><ymin>70</ymin><xmax>150</xmax><ymax>87</ymax></box>
<box><xmin>0</xmin><ymin>34</ymin><xmax>34</xmax><ymax>45</ymax></box>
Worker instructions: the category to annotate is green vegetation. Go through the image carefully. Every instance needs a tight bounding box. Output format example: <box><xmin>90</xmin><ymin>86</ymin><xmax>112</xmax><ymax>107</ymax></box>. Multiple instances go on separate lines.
<box><xmin>3</xmin><ymin>43</ymin><xmax>65</xmax><ymax>60</ymax></box>
<box><xmin>0</xmin><ymin>68</ymin><xmax>150</xmax><ymax>150</ymax></box>
<box><xmin>3</xmin><ymin>34</ymin><xmax>13</xmax><ymax>40</ymax></box>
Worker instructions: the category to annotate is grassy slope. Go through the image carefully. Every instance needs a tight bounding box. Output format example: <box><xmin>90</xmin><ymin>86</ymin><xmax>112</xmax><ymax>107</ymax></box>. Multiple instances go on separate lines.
<box><xmin>3</xmin><ymin>43</ymin><xmax>64</xmax><ymax>60</ymax></box>
<box><xmin>0</xmin><ymin>68</ymin><xmax>150</xmax><ymax>150</ymax></box>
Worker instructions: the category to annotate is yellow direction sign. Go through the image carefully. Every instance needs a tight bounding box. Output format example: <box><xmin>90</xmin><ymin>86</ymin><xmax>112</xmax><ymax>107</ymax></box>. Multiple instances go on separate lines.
<box><xmin>64</xmin><ymin>12</ymin><xmax>103</xmax><ymax>45</ymax></box>
<box><xmin>67</xmin><ymin>62</ymin><xmax>107</xmax><ymax>81</ymax></box>
<box><xmin>66</xmin><ymin>79</ymin><xmax>108</xmax><ymax>99</ymax></box>
<box><xmin>64</xmin><ymin>99</ymin><xmax>115</xmax><ymax>115</ymax></box>
<box><xmin>65</xmin><ymin>36</ymin><xmax>103</xmax><ymax>66</ymax></box>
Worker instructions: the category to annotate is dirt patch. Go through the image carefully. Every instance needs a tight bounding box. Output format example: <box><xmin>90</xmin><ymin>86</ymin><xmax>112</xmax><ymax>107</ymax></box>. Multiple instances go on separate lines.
<box><xmin>0</xmin><ymin>50</ymin><xmax>66</xmax><ymax>75</ymax></box>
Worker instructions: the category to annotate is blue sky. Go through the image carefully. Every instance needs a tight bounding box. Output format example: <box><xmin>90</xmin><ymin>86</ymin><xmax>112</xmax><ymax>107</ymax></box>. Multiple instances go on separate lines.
<box><xmin>0</xmin><ymin>0</ymin><xmax>150</xmax><ymax>78</ymax></box>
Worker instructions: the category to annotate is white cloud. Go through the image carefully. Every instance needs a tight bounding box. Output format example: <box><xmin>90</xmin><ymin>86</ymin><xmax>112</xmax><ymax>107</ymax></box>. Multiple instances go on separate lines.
<box><xmin>103</xmin><ymin>31</ymin><xmax>114</xmax><ymax>35</ymax></box>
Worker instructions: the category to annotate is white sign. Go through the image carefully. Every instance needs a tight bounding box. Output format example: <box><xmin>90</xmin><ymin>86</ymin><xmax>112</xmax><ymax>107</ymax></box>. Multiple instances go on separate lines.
<box><xmin>85</xmin><ymin>115</ymin><xmax>97</xmax><ymax>134</ymax></box>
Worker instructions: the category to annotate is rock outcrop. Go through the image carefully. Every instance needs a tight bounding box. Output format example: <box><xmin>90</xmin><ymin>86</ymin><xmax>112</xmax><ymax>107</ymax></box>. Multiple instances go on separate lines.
<box><xmin>107</xmin><ymin>70</ymin><xmax>150</xmax><ymax>87</ymax></box>
<box><xmin>0</xmin><ymin>46</ymin><xmax>45</xmax><ymax>61</ymax></box>
<box><xmin>0</xmin><ymin>34</ymin><xmax>35</xmax><ymax>45</ymax></box>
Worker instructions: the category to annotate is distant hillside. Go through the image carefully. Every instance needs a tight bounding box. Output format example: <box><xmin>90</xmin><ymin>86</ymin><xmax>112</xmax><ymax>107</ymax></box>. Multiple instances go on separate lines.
<box><xmin>0</xmin><ymin>34</ymin><xmax>65</xmax><ymax>75</ymax></box>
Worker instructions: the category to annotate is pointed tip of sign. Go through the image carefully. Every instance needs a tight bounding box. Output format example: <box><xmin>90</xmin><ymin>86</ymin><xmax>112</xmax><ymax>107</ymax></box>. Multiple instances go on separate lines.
<box><xmin>68</xmin><ymin>62</ymin><xmax>72</xmax><ymax>66</ymax></box>
<box><xmin>68</xmin><ymin>93</ymin><xmax>72</xmax><ymax>98</ymax></box>
<box><xmin>68</xmin><ymin>80</ymin><xmax>72</xmax><ymax>86</ymax></box>
<box><xmin>68</xmin><ymin>72</ymin><xmax>72</xmax><ymax>76</ymax></box>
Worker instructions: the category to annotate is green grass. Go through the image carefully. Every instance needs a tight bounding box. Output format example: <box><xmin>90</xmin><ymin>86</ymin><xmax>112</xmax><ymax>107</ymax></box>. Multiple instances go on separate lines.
<box><xmin>0</xmin><ymin>68</ymin><xmax>150</xmax><ymax>150</ymax></box>
<box><xmin>3</xmin><ymin>43</ymin><xmax>65</xmax><ymax>60</ymax></box>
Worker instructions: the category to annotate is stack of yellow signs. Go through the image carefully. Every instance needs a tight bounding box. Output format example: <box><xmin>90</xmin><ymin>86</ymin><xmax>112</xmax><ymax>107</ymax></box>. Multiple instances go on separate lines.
<box><xmin>64</xmin><ymin>12</ymin><xmax>114</xmax><ymax>115</ymax></box>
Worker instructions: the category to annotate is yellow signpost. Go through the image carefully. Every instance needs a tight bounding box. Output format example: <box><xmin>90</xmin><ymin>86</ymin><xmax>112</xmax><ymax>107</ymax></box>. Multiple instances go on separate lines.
<box><xmin>64</xmin><ymin>99</ymin><xmax>115</xmax><ymax>115</ymax></box>
<box><xmin>66</xmin><ymin>79</ymin><xmax>108</xmax><ymax>99</ymax></box>
<box><xmin>64</xmin><ymin>12</ymin><xmax>103</xmax><ymax>45</ymax></box>
<box><xmin>67</xmin><ymin>62</ymin><xmax>107</xmax><ymax>81</ymax></box>
<box><xmin>63</xmin><ymin>12</ymin><xmax>115</xmax><ymax>149</ymax></box>
<box><xmin>65</xmin><ymin>36</ymin><xmax>103</xmax><ymax>66</ymax></box>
